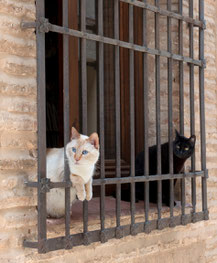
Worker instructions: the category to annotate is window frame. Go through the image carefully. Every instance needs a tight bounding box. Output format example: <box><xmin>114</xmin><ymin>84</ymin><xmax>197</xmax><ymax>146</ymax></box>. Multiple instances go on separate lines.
<box><xmin>22</xmin><ymin>0</ymin><xmax>208</xmax><ymax>254</ymax></box>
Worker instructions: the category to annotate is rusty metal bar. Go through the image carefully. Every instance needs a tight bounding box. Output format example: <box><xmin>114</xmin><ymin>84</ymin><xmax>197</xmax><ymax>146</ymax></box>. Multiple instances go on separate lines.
<box><xmin>80</xmin><ymin>0</ymin><xmax>89</xmax><ymax>239</ymax></box>
<box><xmin>199</xmin><ymin>0</ymin><xmax>208</xmax><ymax>219</ymax></box>
<box><xmin>24</xmin><ymin>211</ymin><xmax>206</xmax><ymax>252</ymax></box>
<box><xmin>120</xmin><ymin>0</ymin><xmax>204</xmax><ymax>28</ymax></box>
<box><xmin>129</xmin><ymin>3</ymin><xmax>136</xmax><ymax>234</ymax></box>
<box><xmin>30</xmin><ymin>23</ymin><xmax>205</xmax><ymax>67</ymax></box>
<box><xmin>26</xmin><ymin>171</ymin><xmax>205</xmax><ymax>188</ymax></box>
<box><xmin>114</xmin><ymin>0</ymin><xmax>121</xmax><ymax>231</ymax></box>
<box><xmin>63</xmin><ymin>0</ymin><xmax>71</xmax><ymax>247</ymax></box>
<box><xmin>178</xmin><ymin>0</ymin><xmax>186</xmax><ymax>224</ymax></box>
<box><xmin>36</xmin><ymin>0</ymin><xmax>47</xmax><ymax>254</ymax></box>
<box><xmin>143</xmin><ymin>0</ymin><xmax>150</xmax><ymax>231</ymax></box>
<box><xmin>97</xmin><ymin>0</ymin><xmax>106</xmax><ymax>241</ymax></box>
<box><xmin>167</xmin><ymin>0</ymin><xmax>174</xmax><ymax>225</ymax></box>
<box><xmin>189</xmin><ymin>0</ymin><xmax>196</xmax><ymax>218</ymax></box>
<box><xmin>155</xmin><ymin>0</ymin><xmax>162</xmax><ymax>226</ymax></box>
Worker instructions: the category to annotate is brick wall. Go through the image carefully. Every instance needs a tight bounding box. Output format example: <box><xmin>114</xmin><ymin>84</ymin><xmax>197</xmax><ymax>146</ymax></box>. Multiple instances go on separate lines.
<box><xmin>1</xmin><ymin>0</ymin><xmax>217</xmax><ymax>262</ymax></box>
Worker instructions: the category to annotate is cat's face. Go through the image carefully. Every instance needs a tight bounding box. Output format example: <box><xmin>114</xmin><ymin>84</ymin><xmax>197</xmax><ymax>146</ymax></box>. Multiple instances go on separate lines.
<box><xmin>66</xmin><ymin>127</ymin><xmax>100</xmax><ymax>166</ymax></box>
<box><xmin>173</xmin><ymin>130</ymin><xmax>196</xmax><ymax>159</ymax></box>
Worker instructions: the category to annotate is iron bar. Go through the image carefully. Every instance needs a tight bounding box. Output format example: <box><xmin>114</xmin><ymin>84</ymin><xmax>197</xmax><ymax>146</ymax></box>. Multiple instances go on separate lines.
<box><xmin>119</xmin><ymin>0</ymin><xmax>204</xmax><ymax>28</ymax></box>
<box><xmin>129</xmin><ymin>3</ymin><xmax>136</xmax><ymax>233</ymax></box>
<box><xmin>97</xmin><ymin>0</ymin><xmax>105</xmax><ymax>239</ymax></box>
<box><xmin>199</xmin><ymin>0</ymin><xmax>208</xmax><ymax>217</ymax></box>
<box><xmin>114</xmin><ymin>0</ymin><xmax>121</xmax><ymax>230</ymax></box>
<box><xmin>155</xmin><ymin>0</ymin><xmax>162</xmax><ymax>225</ymax></box>
<box><xmin>178</xmin><ymin>0</ymin><xmax>186</xmax><ymax>222</ymax></box>
<box><xmin>80</xmin><ymin>0</ymin><xmax>88</xmax><ymax>237</ymax></box>
<box><xmin>36</xmin><ymin>0</ymin><xmax>47</xmax><ymax>254</ymax></box>
<box><xmin>167</xmin><ymin>0</ymin><xmax>174</xmax><ymax>223</ymax></box>
<box><xmin>143</xmin><ymin>0</ymin><xmax>149</xmax><ymax>228</ymax></box>
<box><xmin>24</xmin><ymin>211</ymin><xmax>205</xmax><ymax>252</ymax></box>
<box><xmin>189</xmin><ymin>0</ymin><xmax>196</xmax><ymax>217</ymax></box>
<box><xmin>63</xmin><ymin>0</ymin><xmax>71</xmax><ymax>246</ymax></box>
<box><xmin>44</xmin><ymin>23</ymin><xmax>203</xmax><ymax>67</ymax></box>
<box><xmin>25</xmin><ymin>171</ymin><xmax>206</xmax><ymax>188</ymax></box>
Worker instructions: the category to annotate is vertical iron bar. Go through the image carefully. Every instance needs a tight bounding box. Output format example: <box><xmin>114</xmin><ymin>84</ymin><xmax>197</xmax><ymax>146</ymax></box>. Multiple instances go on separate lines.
<box><xmin>129</xmin><ymin>3</ymin><xmax>136</xmax><ymax>232</ymax></box>
<box><xmin>80</xmin><ymin>0</ymin><xmax>88</xmax><ymax>236</ymax></box>
<box><xmin>155</xmin><ymin>0</ymin><xmax>162</xmax><ymax>223</ymax></box>
<box><xmin>114</xmin><ymin>0</ymin><xmax>121</xmax><ymax>229</ymax></box>
<box><xmin>167</xmin><ymin>0</ymin><xmax>174</xmax><ymax>222</ymax></box>
<box><xmin>199</xmin><ymin>0</ymin><xmax>208</xmax><ymax>216</ymax></box>
<box><xmin>189</xmin><ymin>0</ymin><xmax>196</xmax><ymax>217</ymax></box>
<box><xmin>36</xmin><ymin>0</ymin><xmax>47</xmax><ymax>254</ymax></box>
<box><xmin>97</xmin><ymin>0</ymin><xmax>105</xmax><ymax>237</ymax></box>
<box><xmin>143</xmin><ymin>0</ymin><xmax>149</xmax><ymax>226</ymax></box>
<box><xmin>179</xmin><ymin>0</ymin><xmax>186</xmax><ymax>222</ymax></box>
<box><xmin>63</xmin><ymin>0</ymin><xmax>71</xmax><ymax>244</ymax></box>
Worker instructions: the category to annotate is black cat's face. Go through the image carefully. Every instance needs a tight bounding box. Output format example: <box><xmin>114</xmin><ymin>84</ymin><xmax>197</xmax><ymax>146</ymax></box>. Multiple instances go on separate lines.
<box><xmin>173</xmin><ymin>130</ymin><xmax>196</xmax><ymax>159</ymax></box>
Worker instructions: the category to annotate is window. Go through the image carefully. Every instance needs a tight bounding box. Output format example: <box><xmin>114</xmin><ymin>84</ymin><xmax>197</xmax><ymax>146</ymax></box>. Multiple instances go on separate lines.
<box><xmin>23</xmin><ymin>0</ymin><xmax>208</xmax><ymax>253</ymax></box>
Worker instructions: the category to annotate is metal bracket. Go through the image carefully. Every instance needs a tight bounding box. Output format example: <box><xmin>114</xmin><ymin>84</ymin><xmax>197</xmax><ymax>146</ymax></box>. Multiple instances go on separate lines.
<box><xmin>204</xmin><ymin>169</ymin><xmax>209</xmax><ymax>178</ymax></box>
<box><xmin>202</xmin><ymin>59</ymin><xmax>206</xmax><ymax>69</ymax></box>
<box><xmin>116</xmin><ymin>226</ymin><xmax>124</xmax><ymax>239</ymax></box>
<box><xmin>181</xmin><ymin>215</ymin><xmax>188</xmax><ymax>226</ymax></box>
<box><xmin>21</xmin><ymin>17</ymin><xmax>51</xmax><ymax>33</ymax></box>
<box><xmin>65</xmin><ymin>237</ymin><xmax>73</xmax><ymax>250</ymax></box>
<box><xmin>83</xmin><ymin>233</ymin><xmax>90</xmax><ymax>246</ymax></box>
<box><xmin>100</xmin><ymin>230</ymin><xmax>108</xmax><ymax>243</ymax></box>
<box><xmin>191</xmin><ymin>212</ymin><xmax>197</xmax><ymax>223</ymax></box>
<box><xmin>202</xmin><ymin>19</ymin><xmax>206</xmax><ymax>30</ymax></box>
<box><xmin>169</xmin><ymin>217</ymin><xmax>176</xmax><ymax>228</ymax></box>
<box><xmin>40</xmin><ymin>178</ymin><xmax>51</xmax><ymax>194</ymax></box>
<box><xmin>157</xmin><ymin>219</ymin><xmax>166</xmax><ymax>230</ymax></box>
<box><xmin>204</xmin><ymin>210</ymin><xmax>209</xmax><ymax>220</ymax></box>
<box><xmin>38</xmin><ymin>238</ymin><xmax>47</xmax><ymax>254</ymax></box>
<box><xmin>130</xmin><ymin>224</ymin><xmax>138</xmax><ymax>236</ymax></box>
<box><xmin>144</xmin><ymin>221</ymin><xmax>152</xmax><ymax>234</ymax></box>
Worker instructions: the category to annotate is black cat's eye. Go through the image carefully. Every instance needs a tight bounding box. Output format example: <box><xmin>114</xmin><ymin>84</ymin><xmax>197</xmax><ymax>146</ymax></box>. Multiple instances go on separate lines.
<box><xmin>72</xmin><ymin>147</ymin><xmax>76</xmax><ymax>153</ymax></box>
<box><xmin>184</xmin><ymin>147</ymin><xmax>189</xmax><ymax>151</ymax></box>
<box><xmin>176</xmin><ymin>145</ymin><xmax>180</xmax><ymax>149</ymax></box>
<box><xmin>82</xmin><ymin>150</ymin><xmax>88</xmax><ymax>155</ymax></box>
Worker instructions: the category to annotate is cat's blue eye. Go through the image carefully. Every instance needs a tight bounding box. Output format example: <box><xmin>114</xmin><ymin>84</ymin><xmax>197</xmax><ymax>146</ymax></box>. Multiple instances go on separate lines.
<box><xmin>72</xmin><ymin>147</ymin><xmax>76</xmax><ymax>153</ymax></box>
<box><xmin>82</xmin><ymin>150</ymin><xmax>88</xmax><ymax>155</ymax></box>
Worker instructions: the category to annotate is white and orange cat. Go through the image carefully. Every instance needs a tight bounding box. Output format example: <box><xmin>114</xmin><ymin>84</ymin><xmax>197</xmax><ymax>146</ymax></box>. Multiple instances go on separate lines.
<box><xmin>46</xmin><ymin>127</ymin><xmax>100</xmax><ymax>218</ymax></box>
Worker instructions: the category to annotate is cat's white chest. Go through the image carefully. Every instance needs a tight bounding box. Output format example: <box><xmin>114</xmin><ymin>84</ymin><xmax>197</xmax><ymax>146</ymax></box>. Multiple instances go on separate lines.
<box><xmin>69</xmin><ymin>163</ymin><xmax>95</xmax><ymax>184</ymax></box>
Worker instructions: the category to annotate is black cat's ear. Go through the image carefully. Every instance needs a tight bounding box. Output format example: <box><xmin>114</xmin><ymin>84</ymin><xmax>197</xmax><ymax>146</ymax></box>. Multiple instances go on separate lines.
<box><xmin>175</xmin><ymin>129</ymin><xmax>180</xmax><ymax>139</ymax></box>
<box><xmin>189</xmin><ymin>135</ymin><xmax>196</xmax><ymax>145</ymax></box>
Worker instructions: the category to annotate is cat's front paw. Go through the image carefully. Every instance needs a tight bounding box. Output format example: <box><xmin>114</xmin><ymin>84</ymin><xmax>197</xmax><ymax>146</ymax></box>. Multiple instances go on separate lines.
<box><xmin>86</xmin><ymin>191</ymin><xmax>92</xmax><ymax>201</ymax></box>
<box><xmin>77</xmin><ymin>191</ymin><xmax>86</xmax><ymax>201</ymax></box>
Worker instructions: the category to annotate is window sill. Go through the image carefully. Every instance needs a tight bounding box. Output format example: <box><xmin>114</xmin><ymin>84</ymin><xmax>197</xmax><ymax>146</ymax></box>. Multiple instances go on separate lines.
<box><xmin>47</xmin><ymin>196</ymin><xmax>191</xmax><ymax>239</ymax></box>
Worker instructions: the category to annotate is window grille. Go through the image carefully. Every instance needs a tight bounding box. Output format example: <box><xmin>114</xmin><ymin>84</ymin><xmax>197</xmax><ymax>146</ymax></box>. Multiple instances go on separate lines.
<box><xmin>22</xmin><ymin>0</ymin><xmax>208</xmax><ymax>254</ymax></box>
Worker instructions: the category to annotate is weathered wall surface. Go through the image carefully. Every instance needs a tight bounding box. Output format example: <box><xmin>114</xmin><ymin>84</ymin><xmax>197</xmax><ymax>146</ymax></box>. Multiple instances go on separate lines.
<box><xmin>0</xmin><ymin>0</ymin><xmax>37</xmax><ymax>262</ymax></box>
<box><xmin>0</xmin><ymin>0</ymin><xmax>217</xmax><ymax>262</ymax></box>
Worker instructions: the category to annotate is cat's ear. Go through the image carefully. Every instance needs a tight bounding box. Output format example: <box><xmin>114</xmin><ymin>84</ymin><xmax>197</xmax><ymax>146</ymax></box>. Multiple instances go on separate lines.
<box><xmin>71</xmin><ymin>127</ymin><xmax>80</xmax><ymax>140</ymax></box>
<box><xmin>189</xmin><ymin>135</ymin><xmax>196</xmax><ymax>145</ymax></box>
<box><xmin>88</xmin><ymin>133</ymin><xmax>99</xmax><ymax>150</ymax></box>
<box><xmin>175</xmin><ymin>129</ymin><xmax>180</xmax><ymax>139</ymax></box>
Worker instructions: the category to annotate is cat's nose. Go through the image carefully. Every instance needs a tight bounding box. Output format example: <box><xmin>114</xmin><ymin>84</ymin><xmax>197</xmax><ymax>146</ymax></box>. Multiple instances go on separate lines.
<box><xmin>75</xmin><ymin>155</ymin><xmax>81</xmax><ymax>162</ymax></box>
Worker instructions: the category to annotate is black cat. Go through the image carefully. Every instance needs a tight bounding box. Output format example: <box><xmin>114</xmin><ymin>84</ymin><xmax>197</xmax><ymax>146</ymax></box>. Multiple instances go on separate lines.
<box><xmin>121</xmin><ymin>130</ymin><xmax>196</xmax><ymax>206</ymax></box>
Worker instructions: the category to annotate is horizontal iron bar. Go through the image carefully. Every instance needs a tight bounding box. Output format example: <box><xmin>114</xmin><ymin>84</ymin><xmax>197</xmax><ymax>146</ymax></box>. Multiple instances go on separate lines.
<box><xmin>23</xmin><ymin>211</ymin><xmax>206</xmax><ymax>252</ymax></box>
<box><xmin>120</xmin><ymin>0</ymin><xmax>205</xmax><ymax>29</ymax></box>
<box><xmin>25</xmin><ymin>181</ymin><xmax>72</xmax><ymax>189</ymax></box>
<box><xmin>92</xmin><ymin>171</ymin><xmax>205</xmax><ymax>185</ymax></box>
<box><xmin>25</xmin><ymin>170</ymin><xmax>206</xmax><ymax>189</ymax></box>
<box><xmin>21</xmin><ymin>21</ymin><xmax>203</xmax><ymax>67</ymax></box>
